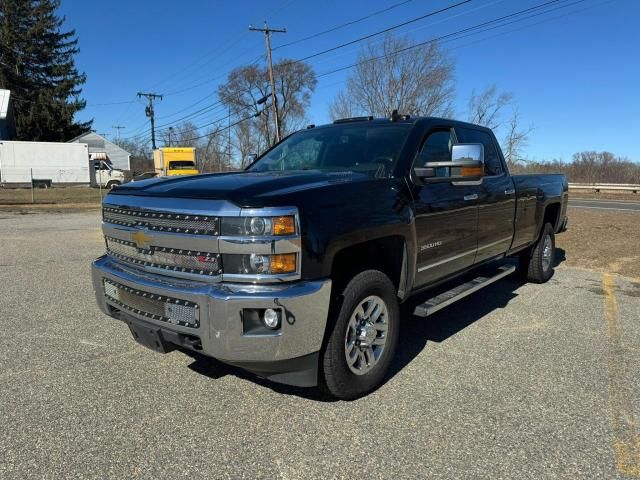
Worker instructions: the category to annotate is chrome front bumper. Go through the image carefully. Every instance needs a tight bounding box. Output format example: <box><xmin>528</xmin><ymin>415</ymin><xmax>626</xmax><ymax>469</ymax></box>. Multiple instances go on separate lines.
<box><xmin>92</xmin><ymin>255</ymin><xmax>332</xmax><ymax>385</ymax></box>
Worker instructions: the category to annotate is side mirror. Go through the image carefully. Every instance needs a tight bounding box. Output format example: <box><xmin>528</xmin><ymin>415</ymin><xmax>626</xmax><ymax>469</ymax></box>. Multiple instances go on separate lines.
<box><xmin>243</xmin><ymin>153</ymin><xmax>258</xmax><ymax>168</ymax></box>
<box><xmin>415</xmin><ymin>143</ymin><xmax>484</xmax><ymax>183</ymax></box>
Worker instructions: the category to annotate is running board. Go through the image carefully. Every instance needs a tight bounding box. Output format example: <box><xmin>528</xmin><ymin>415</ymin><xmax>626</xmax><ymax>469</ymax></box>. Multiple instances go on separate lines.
<box><xmin>413</xmin><ymin>265</ymin><xmax>516</xmax><ymax>317</ymax></box>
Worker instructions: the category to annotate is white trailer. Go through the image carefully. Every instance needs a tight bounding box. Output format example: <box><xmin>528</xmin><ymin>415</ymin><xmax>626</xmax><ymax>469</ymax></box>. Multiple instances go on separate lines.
<box><xmin>0</xmin><ymin>140</ymin><xmax>89</xmax><ymax>185</ymax></box>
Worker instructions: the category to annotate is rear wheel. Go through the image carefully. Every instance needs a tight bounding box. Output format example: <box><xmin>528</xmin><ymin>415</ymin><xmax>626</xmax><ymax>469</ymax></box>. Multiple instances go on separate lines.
<box><xmin>519</xmin><ymin>222</ymin><xmax>555</xmax><ymax>283</ymax></box>
<box><xmin>106</xmin><ymin>180</ymin><xmax>121</xmax><ymax>189</ymax></box>
<box><xmin>320</xmin><ymin>270</ymin><xmax>399</xmax><ymax>400</ymax></box>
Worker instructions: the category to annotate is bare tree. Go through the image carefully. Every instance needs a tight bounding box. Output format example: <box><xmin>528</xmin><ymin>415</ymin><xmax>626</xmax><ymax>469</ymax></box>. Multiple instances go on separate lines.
<box><xmin>159</xmin><ymin>121</ymin><xmax>201</xmax><ymax>148</ymax></box>
<box><xmin>198</xmin><ymin>126</ymin><xmax>228</xmax><ymax>172</ymax></box>
<box><xmin>502</xmin><ymin>109</ymin><xmax>533</xmax><ymax>166</ymax></box>
<box><xmin>114</xmin><ymin>136</ymin><xmax>153</xmax><ymax>174</ymax></box>
<box><xmin>329</xmin><ymin>34</ymin><xmax>455</xmax><ymax>119</ymax></box>
<box><xmin>218</xmin><ymin>59</ymin><xmax>316</xmax><ymax>148</ymax></box>
<box><xmin>467</xmin><ymin>84</ymin><xmax>513</xmax><ymax>129</ymax></box>
<box><xmin>509</xmin><ymin>151</ymin><xmax>640</xmax><ymax>184</ymax></box>
<box><xmin>234</xmin><ymin>118</ymin><xmax>263</xmax><ymax>168</ymax></box>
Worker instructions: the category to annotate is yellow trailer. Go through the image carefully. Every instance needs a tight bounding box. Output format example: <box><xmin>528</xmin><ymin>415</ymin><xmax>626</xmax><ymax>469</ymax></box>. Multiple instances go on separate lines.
<box><xmin>153</xmin><ymin>147</ymin><xmax>199</xmax><ymax>176</ymax></box>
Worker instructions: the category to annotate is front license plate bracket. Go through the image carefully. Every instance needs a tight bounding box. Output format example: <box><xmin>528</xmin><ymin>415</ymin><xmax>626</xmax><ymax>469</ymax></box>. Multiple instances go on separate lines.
<box><xmin>127</xmin><ymin>319</ymin><xmax>175</xmax><ymax>353</ymax></box>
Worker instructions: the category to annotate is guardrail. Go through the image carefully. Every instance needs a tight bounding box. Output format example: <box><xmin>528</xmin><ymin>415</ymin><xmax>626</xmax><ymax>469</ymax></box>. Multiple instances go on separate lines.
<box><xmin>568</xmin><ymin>183</ymin><xmax>639</xmax><ymax>193</ymax></box>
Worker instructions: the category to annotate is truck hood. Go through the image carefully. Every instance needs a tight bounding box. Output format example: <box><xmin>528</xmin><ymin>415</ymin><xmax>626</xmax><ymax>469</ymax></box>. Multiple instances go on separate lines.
<box><xmin>113</xmin><ymin>170</ymin><xmax>374</xmax><ymax>207</ymax></box>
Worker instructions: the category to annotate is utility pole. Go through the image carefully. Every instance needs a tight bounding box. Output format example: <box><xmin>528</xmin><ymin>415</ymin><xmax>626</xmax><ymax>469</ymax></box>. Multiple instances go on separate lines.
<box><xmin>249</xmin><ymin>21</ymin><xmax>286</xmax><ymax>143</ymax></box>
<box><xmin>137</xmin><ymin>92</ymin><xmax>163</xmax><ymax>150</ymax></box>
<box><xmin>168</xmin><ymin>127</ymin><xmax>174</xmax><ymax>147</ymax></box>
<box><xmin>227</xmin><ymin>105</ymin><xmax>231</xmax><ymax>164</ymax></box>
<box><xmin>112</xmin><ymin>125</ymin><xmax>126</xmax><ymax>142</ymax></box>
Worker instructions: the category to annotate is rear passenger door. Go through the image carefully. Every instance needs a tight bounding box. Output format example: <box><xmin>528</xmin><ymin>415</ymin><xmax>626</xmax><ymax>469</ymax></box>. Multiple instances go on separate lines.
<box><xmin>456</xmin><ymin>127</ymin><xmax>516</xmax><ymax>264</ymax></box>
<box><xmin>411</xmin><ymin>127</ymin><xmax>480</xmax><ymax>288</ymax></box>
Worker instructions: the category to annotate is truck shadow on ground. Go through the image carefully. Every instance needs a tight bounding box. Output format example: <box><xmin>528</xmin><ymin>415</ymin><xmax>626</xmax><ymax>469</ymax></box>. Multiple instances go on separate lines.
<box><xmin>186</xmin><ymin>254</ymin><xmax>566</xmax><ymax>402</ymax></box>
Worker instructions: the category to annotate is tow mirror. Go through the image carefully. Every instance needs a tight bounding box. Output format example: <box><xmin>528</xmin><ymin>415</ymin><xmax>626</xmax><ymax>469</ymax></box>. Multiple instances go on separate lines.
<box><xmin>415</xmin><ymin>143</ymin><xmax>484</xmax><ymax>183</ymax></box>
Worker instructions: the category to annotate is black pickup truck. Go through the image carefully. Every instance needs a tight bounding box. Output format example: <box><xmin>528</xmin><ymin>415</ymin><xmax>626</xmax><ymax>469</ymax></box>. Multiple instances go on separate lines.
<box><xmin>92</xmin><ymin>115</ymin><xmax>568</xmax><ymax>399</ymax></box>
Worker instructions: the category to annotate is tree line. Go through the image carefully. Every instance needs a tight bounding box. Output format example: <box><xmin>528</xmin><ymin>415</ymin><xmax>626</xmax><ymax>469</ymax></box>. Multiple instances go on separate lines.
<box><xmin>510</xmin><ymin>152</ymin><xmax>640</xmax><ymax>185</ymax></box>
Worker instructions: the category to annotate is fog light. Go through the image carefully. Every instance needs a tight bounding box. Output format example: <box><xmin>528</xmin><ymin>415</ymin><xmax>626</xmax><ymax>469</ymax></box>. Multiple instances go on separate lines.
<box><xmin>263</xmin><ymin>308</ymin><xmax>279</xmax><ymax>329</ymax></box>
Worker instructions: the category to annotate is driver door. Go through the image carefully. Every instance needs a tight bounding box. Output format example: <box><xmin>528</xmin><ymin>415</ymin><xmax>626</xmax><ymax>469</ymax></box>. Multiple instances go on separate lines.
<box><xmin>411</xmin><ymin>127</ymin><xmax>480</xmax><ymax>288</ymax></box>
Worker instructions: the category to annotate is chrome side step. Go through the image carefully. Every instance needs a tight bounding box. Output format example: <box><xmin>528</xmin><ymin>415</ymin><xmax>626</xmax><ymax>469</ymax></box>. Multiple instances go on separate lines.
<box><xmin>413</xmin><ymin>265</ymin><xmax>516</xmax><ymax>317</ymax></box>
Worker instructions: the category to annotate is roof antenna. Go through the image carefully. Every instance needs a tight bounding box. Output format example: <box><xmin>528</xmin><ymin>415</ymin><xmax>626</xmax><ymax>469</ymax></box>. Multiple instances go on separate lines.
<box><xmin>390</xmin><ymin>109</ymin><xmax>400</xmax><ymax>122</ymax></box>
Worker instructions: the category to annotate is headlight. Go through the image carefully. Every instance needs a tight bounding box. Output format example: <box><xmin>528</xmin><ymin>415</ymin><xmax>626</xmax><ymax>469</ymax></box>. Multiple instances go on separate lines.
<box><xmin>220</xmin><ymin>216</ymin><xmax>296</xmax><ymax>236</ymax></box>
<box><xmin>222</xmin><ymin>253</ymin><xmax>297</xmax><ymax>275</ymax></box>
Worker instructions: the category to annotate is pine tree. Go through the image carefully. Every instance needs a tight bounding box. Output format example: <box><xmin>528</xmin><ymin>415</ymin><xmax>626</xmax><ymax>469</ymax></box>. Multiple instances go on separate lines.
<box><xmin>0</xmin><ymin>0</ymin><xmax>92</xmax><ymax>141</ymax></box>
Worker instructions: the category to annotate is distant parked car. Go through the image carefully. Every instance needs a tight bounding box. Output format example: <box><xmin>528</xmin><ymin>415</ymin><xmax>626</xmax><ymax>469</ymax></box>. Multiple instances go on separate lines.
<box><xmin>132</xmin><ymin>171</ymin><xmax>158</xmax><ymax>182</ymax></box>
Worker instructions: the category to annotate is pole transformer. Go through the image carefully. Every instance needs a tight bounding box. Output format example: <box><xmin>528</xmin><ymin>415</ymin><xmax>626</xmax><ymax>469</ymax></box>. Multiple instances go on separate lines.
<box><xmin>137</xmin><ymin>92</ymin><xmax>163</xmax><ymax>150</ymax></box>
<box><xmin>249</xmin><ymin>22</ymin><xmax>286</xmax><ymax>143</ymax></box>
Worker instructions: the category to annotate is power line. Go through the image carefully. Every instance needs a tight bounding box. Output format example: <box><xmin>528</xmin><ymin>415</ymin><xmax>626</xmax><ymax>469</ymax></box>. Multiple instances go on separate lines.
<box><xmin>10</xmin><ymin>94</ymin><xmax>136</xmax><ymax>108</ymax></box>
<box><xmin>161</xmin><ymin>53</ymin><xmax>265</xmax><ymax>96</ymax></box>
<box><xmin>273</xmin><ymin>0</ymin><xmax>414</xmax><ymax>51</ymax></box>
<box><xmin>177</xmin><ymin>106</ymin><xmax>270</xmax><ymax>145</ymax></box>
<box><xmin>140</xmin><ymin>0</ymin><xmax>296</xmax><ymax>93</ymax></box>
<box><xmin>152</xmin><ymin>1</ymin><xmax>469</xmax><ymax>140</ymax></box>
<box><xmin>286</xmin><ymin>0</ymin><xmax>472</xmax><ymax>66</ymax></box>
<box><xmin>122</xmin><ymin>0</ymin><xmax>583</xmax><ymax>145</ymax></box>
<box><xmin>315</xmin><ymin>0</ymin><xmax>578</xmax><ymax>78</ymax></box>
<box><xmin>114</xmin><ymin>1</ymin><xmax>461</xmax><ymax>130</ymax></box>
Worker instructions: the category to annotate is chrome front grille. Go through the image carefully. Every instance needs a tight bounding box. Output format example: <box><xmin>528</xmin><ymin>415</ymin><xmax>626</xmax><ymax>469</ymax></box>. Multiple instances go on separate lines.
<box><xmin>105</xmin><ymin>237</ymin><xmax>221</xmax><ymax>276</ymax></box>
<box><xmin>101</xmin><ymin>195</ymin><xmax>301</xmax><ymax>283</ymax></box>
<box><xmin>103</xmin><ymin>205</ymin><xmax>219</xmax><ymax>235</ymax></box>
<box><xmin>103</xmin><ymin>279</ymin><xmax>199</xmax><ymax>328</ymax></box>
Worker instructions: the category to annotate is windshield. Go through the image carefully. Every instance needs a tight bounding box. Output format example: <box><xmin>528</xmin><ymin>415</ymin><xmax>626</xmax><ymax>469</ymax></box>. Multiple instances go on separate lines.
<box><xmin>248</xmin><ymin>123</ymin><xmax>411</xmax><ymax>178</ymax></box>
<box><xmin>169</xmin><ymin>161</ymin><xmax>196</xmax><ymax>170</ymax></box>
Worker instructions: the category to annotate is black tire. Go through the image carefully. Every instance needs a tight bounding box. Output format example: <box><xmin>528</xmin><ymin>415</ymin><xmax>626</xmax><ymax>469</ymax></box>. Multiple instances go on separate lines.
<box><xmin>106</xmin><ymin>180</ymin><xmax>121</xmax><ymax>189</ymax></box>
<box><xmin>520</xmin><ymin>222</ymin><xmax>555</xmax><ymax>283</ymax></box>
<box><xmin>320</xmin><ymin>270</ymin><xmax>400</xmax><ymax>400</ymax></box>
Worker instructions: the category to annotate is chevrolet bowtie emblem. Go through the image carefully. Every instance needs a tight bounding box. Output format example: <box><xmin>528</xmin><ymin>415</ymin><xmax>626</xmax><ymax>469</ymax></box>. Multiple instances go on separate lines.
<box><xmin>131</xmin><ymin>230</ymin><xmax>152</xmax><ymax>249</ymax></box>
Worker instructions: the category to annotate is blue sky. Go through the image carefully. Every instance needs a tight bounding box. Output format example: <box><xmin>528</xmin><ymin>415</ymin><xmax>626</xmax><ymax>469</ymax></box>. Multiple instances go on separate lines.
<box><xmin>58</xmin><ymin>0</ymin><xmax>640</xmax><ymax>161</ymax></box>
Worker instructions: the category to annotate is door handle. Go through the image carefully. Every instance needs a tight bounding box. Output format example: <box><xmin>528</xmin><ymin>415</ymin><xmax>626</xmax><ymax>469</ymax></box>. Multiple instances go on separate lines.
<box><xmin>463</xmin><ymin>194</ymin><xmax>478</xmax><ymax>201</ymax></box>
<box><xmin>504</xmin><ymin>188</ymin><xmax>515</xmax><ymax>195</ymax></box>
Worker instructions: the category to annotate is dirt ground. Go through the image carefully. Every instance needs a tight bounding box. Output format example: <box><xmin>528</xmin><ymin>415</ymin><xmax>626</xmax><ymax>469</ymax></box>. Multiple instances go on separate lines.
<box><xmin>557</xmin><ymin>207</ymin><xmax>640</xmax><ymax>280</ymax></box>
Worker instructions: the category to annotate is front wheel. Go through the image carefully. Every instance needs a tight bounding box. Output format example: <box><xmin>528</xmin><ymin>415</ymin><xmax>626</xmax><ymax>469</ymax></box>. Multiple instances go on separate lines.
<box><xmin>106</xmin><ymin>180</ymin><xmax>121</xmax><ymax>189</ymax></box>
<box><xmin>320</xmin><ymin>270</ymin><xmax>399</xmax><ymax>400</ymax></box>
<box><xmin>519</xmin><ymin>222</ymin><xmax>556</xmax><ymax>283</ymax></box>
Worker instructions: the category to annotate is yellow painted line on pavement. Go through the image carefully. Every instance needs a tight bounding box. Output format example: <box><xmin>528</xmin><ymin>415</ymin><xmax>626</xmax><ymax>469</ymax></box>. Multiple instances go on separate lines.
<box><xmin>603</xmin><ymin>273</ymin><xmax>640</xmax><ymax>476</ymax></box>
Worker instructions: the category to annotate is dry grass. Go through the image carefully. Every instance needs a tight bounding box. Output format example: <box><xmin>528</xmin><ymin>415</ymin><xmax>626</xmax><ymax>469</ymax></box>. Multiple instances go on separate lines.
<box><xmin>0</xmin><ymin>186</ymin><xmax>106</xmax><ymax>205</ymax></box>
<box><xmin>558</xmin><ymin>207</ymin><xmax>640</xmax><ymax>279</ymax></box>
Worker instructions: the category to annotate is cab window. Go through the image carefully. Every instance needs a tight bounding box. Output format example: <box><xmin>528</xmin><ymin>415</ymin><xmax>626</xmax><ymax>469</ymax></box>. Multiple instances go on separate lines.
<box><xmin>416</xmin><ymin>130</ymin><xmax>453</xmax><ymax>167</ymax></box>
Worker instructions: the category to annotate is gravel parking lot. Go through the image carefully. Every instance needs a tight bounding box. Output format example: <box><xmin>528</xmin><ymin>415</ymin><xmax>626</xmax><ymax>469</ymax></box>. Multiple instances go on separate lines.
<box><xmin>1</xmin><ymin>210</ymin><xmax>639</xmax><ymax>479</ymax></box>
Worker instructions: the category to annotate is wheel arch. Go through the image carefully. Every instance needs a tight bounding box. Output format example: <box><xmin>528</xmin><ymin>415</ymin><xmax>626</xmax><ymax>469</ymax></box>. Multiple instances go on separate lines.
<box><xmin>543</xmin><ymin>201</ymin><xmax>561</xmax><ymax>232</ymax></box>
<box><xmin>329</xmin><ymin>234</ymin><xmax>411</xmax><ymax>301</ymax></box>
